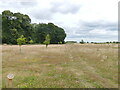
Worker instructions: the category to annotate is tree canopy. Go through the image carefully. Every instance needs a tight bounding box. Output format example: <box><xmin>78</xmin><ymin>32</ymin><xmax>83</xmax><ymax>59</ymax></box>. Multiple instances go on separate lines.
<box><xmin>2</xmin><ymin>10</ymin><xmax>66</xmax><ymax>44</ymax></box>
<box><xmin>17</xmin><ymin>35</ymin><xmax>26</xmax><ymax>46</ymax></box>
<box><xmin>34</xmin><ymin>23</ymin><xmax>66</xmax><ymax>44</ymax></box>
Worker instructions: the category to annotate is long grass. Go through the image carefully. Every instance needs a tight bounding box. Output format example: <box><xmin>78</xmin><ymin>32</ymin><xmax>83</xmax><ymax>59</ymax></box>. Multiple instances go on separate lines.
<box><xmin>2</xmin><ymin>44</ymin><xmax>118</xmax><ymax>88</ymax></box>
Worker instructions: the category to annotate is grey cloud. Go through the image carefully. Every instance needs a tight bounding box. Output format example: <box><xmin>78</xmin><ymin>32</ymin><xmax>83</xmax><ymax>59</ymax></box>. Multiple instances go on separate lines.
<box><xmin>31</xmin><ymin>9</ymin><xmax>53</xmax><ymax>20</ymax></box>
<box><xmin>68</xmin><ymin>31</ymin><xmax>117</xmax><ymax>42</ymax></box>
<box><xmin>31</xmin><ymin>1</ymin><xmax>81</xmax><ymax>20</ymax></box>
<box><xmin>0</xmin><ymin>1</ymin><xmax>21</xmax><ymax>8</ymax></box>
<box><xmin>0</xmin><ymin>0</ymin><xmax>37</xmax><ymax>9</ymax></box>
<box><xmin>50</xmin><ymin>1</ymin><xmax>81</xmax><ymax>14</ymax></box>
<box><xmin>82</xmin><ymin>21</ymin><xmax>117</xmax><ymax>30</ymax></box>
<box><xmin>20</xmin><ymin>1</ymin><xmax>38</xmax><ymax>7</ymax></box>
<box><xmin>75</xmin><ymin>21</ymin><xmax>117</xmax><ymax>34</ymax></box>
<box><xmin>66</xmin><ymin>21</ymin><xmax>117</xmax><ymax>41</ymax></box>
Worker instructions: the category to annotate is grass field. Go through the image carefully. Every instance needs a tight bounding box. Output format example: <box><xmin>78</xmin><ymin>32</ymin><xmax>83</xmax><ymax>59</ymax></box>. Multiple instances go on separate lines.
<box><xmin>2</xmin><ymin>44</ymin><xmax>118</xmax><ymax>88</ymax></box>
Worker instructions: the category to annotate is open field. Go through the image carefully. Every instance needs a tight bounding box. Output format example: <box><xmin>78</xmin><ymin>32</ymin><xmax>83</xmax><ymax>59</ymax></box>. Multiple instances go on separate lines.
<box><xmin>2</xmin><ymin>44</ymin><xmax>118</xmax><ymax>88</ymax></box>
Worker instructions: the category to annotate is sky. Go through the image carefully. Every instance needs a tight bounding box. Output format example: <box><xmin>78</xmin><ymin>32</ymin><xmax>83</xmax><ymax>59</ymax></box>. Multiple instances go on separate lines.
<box><xmin>0</xmin><ymin>0</ymin><xmax>119</xmax><ymax>42</ymax></box>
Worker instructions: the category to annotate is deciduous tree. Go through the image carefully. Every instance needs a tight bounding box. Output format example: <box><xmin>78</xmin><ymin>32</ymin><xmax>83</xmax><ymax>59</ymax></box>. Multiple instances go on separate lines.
<box><xmin>44</xmin><ymin>34</ymin><xmax>50</xmax><ymax>48</ymax></box>
<box><xmin>17</xmin><ymin>35</ymin><xmax>26</xmax><ymax>52</ymax></box>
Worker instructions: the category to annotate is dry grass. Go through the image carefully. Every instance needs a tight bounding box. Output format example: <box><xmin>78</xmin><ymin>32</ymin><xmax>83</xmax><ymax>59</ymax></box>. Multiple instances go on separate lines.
<box><xmin>2</xmin><ymin>44</ymin><xmax>118</xmax><ymax>88</ymax></box>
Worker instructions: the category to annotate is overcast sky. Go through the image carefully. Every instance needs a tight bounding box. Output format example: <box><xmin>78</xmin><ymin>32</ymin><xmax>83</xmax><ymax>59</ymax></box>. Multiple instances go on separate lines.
<box><xmin>0</xmin><ymin>0</ymin><xmax>119</xmax><ymax>42</ymax></box>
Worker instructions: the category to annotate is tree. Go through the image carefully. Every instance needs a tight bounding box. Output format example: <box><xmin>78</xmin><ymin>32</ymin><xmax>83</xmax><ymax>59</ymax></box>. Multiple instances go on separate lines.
<box><xmin>29</xmin><ymin>39</ymin><xmax>34</xmax><ymax>44</ymax></box>
<box><xmin>58</xmin><ymin>41</ymin><xmax>62</xmax><ymax>44</ymax></box>
<box><xmin>2</xmin><ymin>10</ymin><xmax>66</xmax><ymax>45</ymax></box>
<box><xmin>2</xmin><ymin>10</ymin><xmax>33</xmax><ymax>44</ymax></box>
<box><xmin>43</xmin><ymin>34</ymin><xmax>50</xmax><ymax>48</ymax></box>
<box><xmin>35</xmin><ymin>23</ymin><xmax>66</xmax><ymax>44</ymax></box>
<box><xmin>66</xmin><ymin>41</ymin><xmax>77</xmax><ymax>44</ymax></box>
<box><xmin>17</xmin><ymin>35</ymin><xmax>26</xmax><ymax>52</ymax></box>
<box><xmin>2</xmin><ymin>10</ymin><xmax>14</xmax><ymax>44</ymax></box>
<box><xmin>80</xmin><ymin>39</ymin><xmax>85</xmax><ymax>44</ymax></box>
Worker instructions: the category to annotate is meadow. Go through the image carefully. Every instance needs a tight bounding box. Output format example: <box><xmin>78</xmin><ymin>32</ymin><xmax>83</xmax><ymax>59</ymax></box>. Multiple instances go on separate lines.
<box><xmin>2</xmin><ymin>44</ymin><xmax>118</xmax><ymax>88</ymax></box>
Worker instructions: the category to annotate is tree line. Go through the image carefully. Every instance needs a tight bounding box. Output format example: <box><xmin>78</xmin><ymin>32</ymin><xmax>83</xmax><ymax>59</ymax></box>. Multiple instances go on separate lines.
<box><xmin>66</xmin><ymin>40</ymin><xmax>120</xmax><ymax>44</ymax></box>
<box><xmin>2</xmin><ymin>10</ymin><xmax>66</xmax><ymax>44</ymax></box>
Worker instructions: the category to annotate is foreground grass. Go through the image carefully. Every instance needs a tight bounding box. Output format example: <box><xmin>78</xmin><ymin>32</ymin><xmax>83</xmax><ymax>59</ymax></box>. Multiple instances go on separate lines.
<box><xmin>2</xmin><ymin>44</ymin><xmax>118</xmax><ymax>88</ymax></box>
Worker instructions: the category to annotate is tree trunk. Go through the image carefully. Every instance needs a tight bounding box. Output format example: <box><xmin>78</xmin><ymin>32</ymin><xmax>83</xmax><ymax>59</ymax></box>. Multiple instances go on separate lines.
<box><xmin>19</xmin><ymin>45</ymin><xmax>21</xmax><ymax>52</ymax></box>
<box><xmin>46</xmin><ymin>44</ymin><xmax>48</xmax><ymax>48</ymax></box>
